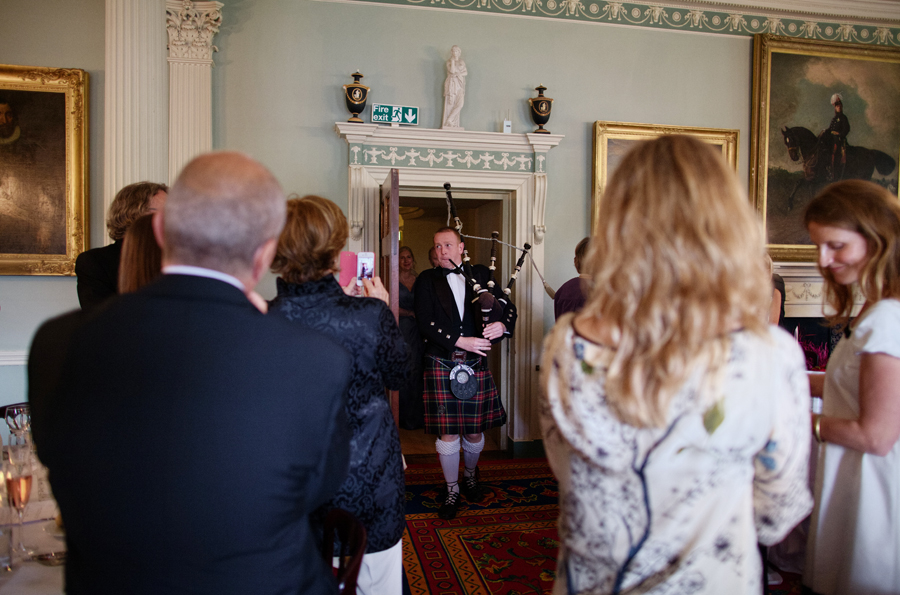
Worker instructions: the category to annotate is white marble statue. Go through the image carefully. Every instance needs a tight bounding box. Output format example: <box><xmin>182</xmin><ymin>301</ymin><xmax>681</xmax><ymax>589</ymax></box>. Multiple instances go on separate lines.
<box><xmin>441</xmin><ymin>45</ymin><xmax>467</xmax><ymax>130</ymax></box>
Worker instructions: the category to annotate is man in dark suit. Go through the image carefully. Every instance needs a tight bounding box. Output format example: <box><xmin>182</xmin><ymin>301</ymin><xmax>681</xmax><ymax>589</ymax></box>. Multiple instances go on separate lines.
<box><xmin>414</xmin><ymin>227</ymin><xmax>516</xmax><ymax>520</ymax></box>
<box><xmin>74</xmin><ymin>181</ymin><xmax>168</xmax><ymax>310</ymax></box>
<box><xmin>29</xmin><ymin>152</ymin><xmax>352</xmax><ymax>595</ymax></box>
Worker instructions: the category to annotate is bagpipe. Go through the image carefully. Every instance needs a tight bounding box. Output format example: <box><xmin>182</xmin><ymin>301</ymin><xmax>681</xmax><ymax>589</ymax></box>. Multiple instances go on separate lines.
<box><xmin>442</xmin><ymin>183</ymin><xmax>554</xmax><ymax>326</ymax></box>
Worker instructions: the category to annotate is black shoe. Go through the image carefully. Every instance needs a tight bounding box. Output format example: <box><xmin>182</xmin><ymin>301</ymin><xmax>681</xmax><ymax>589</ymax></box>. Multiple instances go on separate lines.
<box><xmin>438</xmin><ymin>489</ymin><xmax>460</xmax><ymax>520</ymax></box>
<box><xmin>460</xmin><ymin>467</ymin><xmax>487</xmax><ymax>503</ymax></box>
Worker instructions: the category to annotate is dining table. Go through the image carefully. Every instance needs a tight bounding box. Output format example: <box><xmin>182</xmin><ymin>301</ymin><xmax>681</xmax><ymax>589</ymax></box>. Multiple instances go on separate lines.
<box><xmin>0</xmin><ymin>452</ymin><xmax>64</xmax><ymax>595</ymax></box>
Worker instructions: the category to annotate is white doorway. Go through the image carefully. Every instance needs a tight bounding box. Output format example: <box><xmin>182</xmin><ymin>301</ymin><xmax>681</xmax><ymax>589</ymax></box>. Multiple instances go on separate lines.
<box><xmin>336</xmin><ymin>123</ymin><xmax>563</xmax><ymax>452</ymax></box>
<box><xmin>399</xmin><ymin>188</ymin><xmax>510</xmax><ymax>451</ymax></box>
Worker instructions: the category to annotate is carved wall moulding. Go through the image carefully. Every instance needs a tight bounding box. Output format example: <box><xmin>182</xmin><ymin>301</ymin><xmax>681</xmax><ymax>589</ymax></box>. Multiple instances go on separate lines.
<box><xmin>314</xmin><ymin>0</ymin><xmax>900</xmax><ymax>46</ymax></box>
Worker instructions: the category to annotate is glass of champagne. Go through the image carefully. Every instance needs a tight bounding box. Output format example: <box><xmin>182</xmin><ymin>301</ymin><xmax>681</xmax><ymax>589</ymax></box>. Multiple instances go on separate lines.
<box><xmin>6</xmin><ymin>430</ymin><xmax>33</xmax><ymax>561</ymax></box>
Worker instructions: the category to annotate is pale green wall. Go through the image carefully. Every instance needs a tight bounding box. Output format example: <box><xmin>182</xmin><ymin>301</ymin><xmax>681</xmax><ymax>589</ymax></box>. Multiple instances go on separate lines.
<box><xmin>0</xmin><ymin>0</ymin><xmax>752</xmax><ymax>405</ymax></box>
<box><xmin>212</xmin><ymin>0</ymin><xmax>753</xmax><ymax>328</ymax></box>
<box><xmin>0</xmin><ymin>0</ymin><xmax>105</xmax><ymax>405</ymax></box>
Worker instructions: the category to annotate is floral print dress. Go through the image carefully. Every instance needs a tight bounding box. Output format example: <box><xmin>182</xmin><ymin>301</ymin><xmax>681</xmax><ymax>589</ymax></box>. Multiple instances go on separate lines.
<box><xmin>540</xmin><ymin>317</ymin><xmax>813</xmax><ymax>595</ymax></box>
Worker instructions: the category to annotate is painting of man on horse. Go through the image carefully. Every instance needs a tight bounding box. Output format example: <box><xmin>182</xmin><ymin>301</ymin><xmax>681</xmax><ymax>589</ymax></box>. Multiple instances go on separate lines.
<box><xmin>762</xmin><ymin>49</ymin><xmax>900</xmax><ymax>246</ymax></box>
<box><xmin>781</xmin><ymin>110</ymin><xmax>896</xmax><ymax>210</ymax></box>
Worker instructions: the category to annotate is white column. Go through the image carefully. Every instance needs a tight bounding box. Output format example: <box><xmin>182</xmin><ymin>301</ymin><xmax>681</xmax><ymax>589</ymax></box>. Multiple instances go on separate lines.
<box><xmin>104</xmin><ymin>0</ymin><xmax>169</xmax><ymax>238</ymax></box>
<box><xmin>166</xmin><ymin>0</ymin><xmax>223</xmax><ymax>183</ymax></box>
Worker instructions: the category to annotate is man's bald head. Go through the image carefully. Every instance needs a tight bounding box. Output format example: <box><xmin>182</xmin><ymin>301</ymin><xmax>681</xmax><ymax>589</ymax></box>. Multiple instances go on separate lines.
<box><xmin>163</xmin><ymin>151</ymin><xmax>286</xmax><ymax>277</ymax></box>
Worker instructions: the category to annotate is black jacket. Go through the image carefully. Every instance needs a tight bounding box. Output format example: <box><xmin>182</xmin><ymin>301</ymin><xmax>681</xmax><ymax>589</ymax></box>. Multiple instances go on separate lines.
<box><xmin>29</xmin><ymin>274</ymin><xmax>351</xmax><ymax>595</ymax></box>
<box><xmin>413</xmin><ymin>264</ymin><xmax>516</xmax><ymax>358</ymax></box>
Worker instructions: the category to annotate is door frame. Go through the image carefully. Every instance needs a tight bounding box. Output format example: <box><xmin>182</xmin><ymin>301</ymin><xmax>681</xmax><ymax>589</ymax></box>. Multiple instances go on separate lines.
<box><xmin>336</xmin><ymin>124</ymin><xmax>563</xmax><ymax>447</ymax></box>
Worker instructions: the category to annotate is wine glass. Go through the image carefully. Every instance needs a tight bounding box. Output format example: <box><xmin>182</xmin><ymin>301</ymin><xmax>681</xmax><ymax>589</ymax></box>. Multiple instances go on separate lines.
<box><xmin>5</xmin><ymin>430</ymin><xmax>33</xmax><ymax>561</ymax></box>
<box><xmin>4</xmin><ymin>405</ymin><xmax>30</xmax><ymax>434</ymax></box>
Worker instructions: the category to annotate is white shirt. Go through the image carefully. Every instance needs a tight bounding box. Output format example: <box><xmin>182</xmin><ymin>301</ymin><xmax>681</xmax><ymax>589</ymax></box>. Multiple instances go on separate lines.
<box><xmin>162</xmin><ymin>264</ymin><xmax>245</xmax><ymax>292</ymax></box>
<box><xmin>446</xmin><ymin>269</ymin><xmax>465</xmax><ymax>319</ymax></box>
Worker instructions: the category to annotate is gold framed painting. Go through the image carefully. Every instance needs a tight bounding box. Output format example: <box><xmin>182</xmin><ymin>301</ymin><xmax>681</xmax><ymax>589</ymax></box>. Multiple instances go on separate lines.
<box><xmin>751</xmin><ymin>35</ymin><xmax>900</xmax><ymax>261</ymax></box>
<box><xmin>592</xmin><ymin>121</ymin><xmax>739</xmax><ymax>234</ymax></box>
<box><xmin>0</xmin><ymin>64</ymin><xmax>88</xmax><ymax>275</ymax></box>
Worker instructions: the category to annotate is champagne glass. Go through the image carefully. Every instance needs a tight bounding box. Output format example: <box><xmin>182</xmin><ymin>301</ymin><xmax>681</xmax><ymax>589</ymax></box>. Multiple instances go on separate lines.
<box><xmin>6</xmin><ymin>430</ymin><xmax>33</xmax><ymax>561</ymax></box>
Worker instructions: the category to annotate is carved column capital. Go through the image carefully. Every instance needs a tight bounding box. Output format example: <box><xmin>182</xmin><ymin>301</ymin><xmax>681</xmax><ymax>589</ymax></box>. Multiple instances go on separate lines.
<box><xmin>166</xmin><ymin>0</ymin><xmax>223</xmax><ymax>63</ymax></box>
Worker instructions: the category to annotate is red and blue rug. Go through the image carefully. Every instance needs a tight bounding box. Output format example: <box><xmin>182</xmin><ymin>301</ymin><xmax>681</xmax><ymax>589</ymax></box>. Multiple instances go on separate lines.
<box><xmin>403</xmin><ymin>458</ymin><xmax>559</xmax><ymax>594</ymax></box>
<box><xmin>403</xmin><ymin>457</ymin><xmax>803</xmax><ymax>595</ymax></box>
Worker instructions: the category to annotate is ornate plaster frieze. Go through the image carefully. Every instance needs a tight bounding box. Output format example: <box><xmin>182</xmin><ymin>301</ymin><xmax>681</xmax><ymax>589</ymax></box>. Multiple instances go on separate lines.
<box><xmin>315</xmin><ymin>0</ymin><xmax>900</xmax><ymax>46</ymax></box>
<box><xmin>166</xmin><ymin>0</ymin><xmax>223</xmax><ymax>63</ymax></box>
<box><xmin>336</xmin><ymin>124</ymin><xmax>562</xmax><ymax>173</ymax></box>
<box><xmin>356</xmin><ymin>145</ymin><xmax>535</xmax><ymax>171</ymax></box>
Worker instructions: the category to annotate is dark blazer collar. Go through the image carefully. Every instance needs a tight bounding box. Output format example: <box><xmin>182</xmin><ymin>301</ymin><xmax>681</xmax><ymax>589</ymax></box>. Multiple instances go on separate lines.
<box><xmin>432</xmin><ymin>268</ymin><xmax>461</xmax><ymax>323</ymax></box>
<box><xmin>140</xmin><ymin>273</ymin><xmax>254</xmax><ymax>308</ymax></box>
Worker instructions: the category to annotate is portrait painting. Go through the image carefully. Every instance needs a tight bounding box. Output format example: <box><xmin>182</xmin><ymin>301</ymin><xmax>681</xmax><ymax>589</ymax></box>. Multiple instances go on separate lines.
<box><xmin>592</xmin><ymin>121</ymin><xmax>738</xmax><ymax>234</ymax></box>
<box><xmin>751</xmin><ymin>35</ymin><xmax>900</xmax><ymax>261</ymax></box>
<box><xmin>0</xmin><ymin>64</ymin><xmax>88</xmax><ymax>275</ymax></box>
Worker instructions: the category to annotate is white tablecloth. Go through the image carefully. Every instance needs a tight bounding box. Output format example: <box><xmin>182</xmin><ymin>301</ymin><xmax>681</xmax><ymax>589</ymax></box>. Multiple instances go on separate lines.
<box><xmin>0</xmin><ymin>520</ymin><xmax>65</xmax><ymax>594</ymax></box>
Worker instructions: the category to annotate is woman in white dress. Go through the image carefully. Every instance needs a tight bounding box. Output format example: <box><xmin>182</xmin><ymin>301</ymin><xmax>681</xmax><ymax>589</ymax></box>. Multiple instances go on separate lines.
<box><xmin>540</xmin><ymin>135</ymin><xmax>813</xmax><ymax>595</ymax></box>
<box><xmin>803</xmin><ymin>180</ymin><xmax>900</xmax><ymax>595</ymax></box>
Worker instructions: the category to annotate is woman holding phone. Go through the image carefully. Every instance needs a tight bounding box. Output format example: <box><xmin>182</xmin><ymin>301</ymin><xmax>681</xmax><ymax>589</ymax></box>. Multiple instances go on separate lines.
<box><xmin>803</xmin><ymin>180</ymin><xmax>900</xmax><ymax>595</ymax></box>
<box><xmin>268</xmin><ymin>195</ymin><xmax>409</xmax><ymax>595</ymax></box>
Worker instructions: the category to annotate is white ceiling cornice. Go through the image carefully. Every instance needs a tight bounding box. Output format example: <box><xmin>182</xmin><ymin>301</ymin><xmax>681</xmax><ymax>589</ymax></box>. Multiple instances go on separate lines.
<box><xmin>692</xmin><ymin>0</ymin><xmax>900</xmax><ymax>22</ymax></box>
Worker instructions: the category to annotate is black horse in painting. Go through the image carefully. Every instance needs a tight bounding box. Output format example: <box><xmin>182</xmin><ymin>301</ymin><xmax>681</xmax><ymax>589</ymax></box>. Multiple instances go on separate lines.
<box><xmin>781</xmin><ymin>126</ymin><xmax>896</xmax><ymax>209</ymax></box>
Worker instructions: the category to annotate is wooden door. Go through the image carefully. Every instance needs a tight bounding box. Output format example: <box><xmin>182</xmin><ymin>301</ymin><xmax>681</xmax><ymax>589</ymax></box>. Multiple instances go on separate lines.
<box><xmin>380</xmin><ymin>168</ymin><xmax>400</xmax><ymax>427</ymax></box>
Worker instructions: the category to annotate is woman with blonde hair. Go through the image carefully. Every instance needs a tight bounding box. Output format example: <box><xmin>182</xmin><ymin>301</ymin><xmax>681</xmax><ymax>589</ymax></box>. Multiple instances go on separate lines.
<box><xmin>803</xmin><ymin>180</ymin><xmax>900</xmax><ymax>595</ymax></box>
<box><xmin>540</xmin><ymin>135</ymin><xmax>812</xmax><ymax>594</ymax></box>
<box><xmin>267</xmin><ymin>195</ymin><xmax>408</xmax><ymax>595</ymax></box>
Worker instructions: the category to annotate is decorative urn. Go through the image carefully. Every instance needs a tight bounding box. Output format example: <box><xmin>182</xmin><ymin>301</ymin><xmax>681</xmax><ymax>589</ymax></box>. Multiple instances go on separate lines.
<box><xmin>527</xmin><ymin>85</ymin><xmax>553</xmax><ymax>134</ymax></box>
<box><xmin>343</xmin><ymin>71</ymin><xmax>370</xmax><ymax>123</ymax></box>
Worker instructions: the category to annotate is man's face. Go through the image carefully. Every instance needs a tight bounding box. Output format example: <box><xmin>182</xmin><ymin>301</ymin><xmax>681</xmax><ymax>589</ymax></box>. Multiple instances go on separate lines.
<box><xmin>146</xmin><ymin>190</ymin><xmax>167</xmax><ymax>214</ymax></box>
<box><xmin>0</xmin><ymin>104</ymin><xmax>16</xmax><ymax>138</ymax></box>
<box><xmin>434</xmin><ymin>230</ymin><xmax>464</xmax><ymax>270</ymax></box>
<box><xmin>834</xmin><ymin>102</ymin><xmax>843</xmax><ymax>113</ymax></box>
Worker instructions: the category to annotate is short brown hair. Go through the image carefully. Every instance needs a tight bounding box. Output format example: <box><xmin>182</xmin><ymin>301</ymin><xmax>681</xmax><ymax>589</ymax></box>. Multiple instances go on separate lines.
<box><xmin>805</xmin><ymin>180</ymin><xmax>900</xmax><ymax>326</ymax></box>
<box><xmin>574</xmin><ymin>237</ymin><xmax>590</xmax><ymax>273</ymax></box>
<box><xmin>118</xmin><ymin>214</ymin><xmax>161</xmax><ymax>294</ymax></box>
<box><xmin>271</xmin><ymin>195</ymin><xmax>349</xmax><ymax>284</ymax></box>
<box><xmin>434</xmin><ymin>226</ymin><xmax>461</xmax><ymax>242</ymax></box>
<box><xmin>106</xmin><ymin>182</ymin><xmax>168</xmax><ymax>241</ymax></box>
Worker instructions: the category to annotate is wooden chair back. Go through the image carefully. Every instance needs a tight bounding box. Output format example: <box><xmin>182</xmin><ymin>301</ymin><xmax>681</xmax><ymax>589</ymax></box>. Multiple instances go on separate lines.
<box><xmin>322</xmin><ymin>508</ymin><xmax>367</xmax><ymax>595</ymax></box>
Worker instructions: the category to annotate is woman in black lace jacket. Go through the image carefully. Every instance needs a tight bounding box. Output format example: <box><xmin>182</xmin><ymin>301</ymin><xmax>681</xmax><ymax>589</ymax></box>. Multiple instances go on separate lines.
<box><xmin>268</xmin><ymin>195</ymin><xmax>409</xmax><ymax>595</ymax></box>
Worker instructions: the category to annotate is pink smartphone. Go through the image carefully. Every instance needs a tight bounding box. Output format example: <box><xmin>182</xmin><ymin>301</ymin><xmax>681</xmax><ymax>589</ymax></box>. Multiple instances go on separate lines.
<box><xmin>338</xmin><ymin>251</ymin><xmax>357</xmax><ymax>287</ymax></box>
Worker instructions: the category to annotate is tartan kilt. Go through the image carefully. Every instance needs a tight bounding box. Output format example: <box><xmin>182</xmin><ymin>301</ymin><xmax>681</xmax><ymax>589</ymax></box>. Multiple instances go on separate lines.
<box><xmin>423</xmin><ymin>355</ymin><xmax>507</xmax><ymax>435</ymax></box>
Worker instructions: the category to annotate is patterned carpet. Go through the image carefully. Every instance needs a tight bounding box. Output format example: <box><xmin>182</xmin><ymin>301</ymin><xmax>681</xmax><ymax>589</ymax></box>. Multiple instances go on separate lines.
<box><xmin>403</xmin><ymin>457</ymin><xmax>804</xmax><ymax>595</ymax></box>
<box><xmin>403</xmin><ymin>458</ymin><xmax>559</xmax><ymax>594</ymax></box>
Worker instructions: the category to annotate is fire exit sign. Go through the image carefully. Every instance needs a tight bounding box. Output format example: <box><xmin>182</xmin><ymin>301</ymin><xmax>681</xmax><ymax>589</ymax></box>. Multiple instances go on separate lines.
<box><xmin>371</xmin><ymin>103</ymin><xmax>419</xmax><ymax>125</ymax></box>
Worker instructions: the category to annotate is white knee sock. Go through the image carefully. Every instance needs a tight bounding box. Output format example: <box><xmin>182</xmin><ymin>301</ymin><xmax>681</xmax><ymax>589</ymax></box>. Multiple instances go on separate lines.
<box><xmin>461</xmin><ymin>434</ymin><xmax>485</xmax><ymax>477</ymax></box>
<box><xmin>435</xmin><ymin>437</ymin><xmax>461</xmax><ymax>493</ymax></box>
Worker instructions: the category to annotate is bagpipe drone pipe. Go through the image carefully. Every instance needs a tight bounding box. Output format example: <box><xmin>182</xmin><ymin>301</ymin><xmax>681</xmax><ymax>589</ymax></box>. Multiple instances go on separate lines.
<box><xmin>442</xmin><ymin>183</ymin><xmax>553</xmax><ymax>327</ymax></box>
